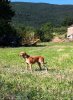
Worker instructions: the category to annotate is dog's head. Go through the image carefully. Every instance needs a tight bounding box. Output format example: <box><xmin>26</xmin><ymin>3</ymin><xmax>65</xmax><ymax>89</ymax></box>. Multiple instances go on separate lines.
<box><xmin>19</xmin><ymin>52</ymin><xmax>29</xmax><ymax>58</ymax></box>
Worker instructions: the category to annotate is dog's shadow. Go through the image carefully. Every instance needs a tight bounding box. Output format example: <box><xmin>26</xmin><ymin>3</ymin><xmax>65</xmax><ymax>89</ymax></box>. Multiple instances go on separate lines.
<box><xmin>35</xmin><ymin>68</ymin><xmax>47</xmax><ymax>71</ymax></box>
<box><xmin>35</xmin><ymin>68</ymin><xmax>59</xmax><ymax>73</ymax></box>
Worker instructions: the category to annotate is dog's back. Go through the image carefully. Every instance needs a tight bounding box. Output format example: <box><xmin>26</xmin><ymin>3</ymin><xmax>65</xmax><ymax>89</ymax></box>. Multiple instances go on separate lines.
<box><xmin>27</xmin><ymin>56</ymin><xmax>44</xmax><ymax>64</ymax></box>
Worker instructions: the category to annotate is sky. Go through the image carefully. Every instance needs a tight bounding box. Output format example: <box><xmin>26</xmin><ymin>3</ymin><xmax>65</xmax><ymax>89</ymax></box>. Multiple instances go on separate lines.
<box><xmin>11</xmin><ymin>0</ymin><xmax>73</xmax><ymax>5</ymax></box>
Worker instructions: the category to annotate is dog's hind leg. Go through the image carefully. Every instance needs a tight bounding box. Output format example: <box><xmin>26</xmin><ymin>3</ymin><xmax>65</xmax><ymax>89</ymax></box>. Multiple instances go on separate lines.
<box><xmin>37</xmin><ymin>62</ymin><xmax>42</xmax><ymax>70</ymax></box>
<box><xmin>44</xmin><ymin>63</ymin><xmax>49</xmax><ymax>71</ymax></box>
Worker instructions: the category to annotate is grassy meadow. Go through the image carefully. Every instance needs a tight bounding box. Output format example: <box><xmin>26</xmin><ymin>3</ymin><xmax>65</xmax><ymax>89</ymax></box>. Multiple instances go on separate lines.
<box><xmin>0</xmin><ymin>42</ymin><xmax>73</xmax><ymax>100</ymax></box>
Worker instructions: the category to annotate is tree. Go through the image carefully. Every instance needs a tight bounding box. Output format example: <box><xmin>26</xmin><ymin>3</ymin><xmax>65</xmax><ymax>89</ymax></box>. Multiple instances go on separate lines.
<box><xmin>0</xmin><ymin>0</ymin><xmax>14</xmax><ymax>22</ymax></box>
<box><xmin>39</xmin><ymin>22</ymin><xmax>53</xmax><ymax>42</ymax></box>
<box><xmin>62</xmin><ymin>17</ymin><xmax>73</xmax><ymax>26</ymax></box>
<box><xmin>0</xmin><ymin>0</ymin><xmax>19</xmax><ymax>46</ymax></box>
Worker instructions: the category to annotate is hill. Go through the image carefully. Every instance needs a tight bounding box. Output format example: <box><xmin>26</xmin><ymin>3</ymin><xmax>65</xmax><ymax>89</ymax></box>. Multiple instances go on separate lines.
<box><xmin>11</xmin><ymin>2</ymin><xmax>73</xmax><ymax>28</ymax></box>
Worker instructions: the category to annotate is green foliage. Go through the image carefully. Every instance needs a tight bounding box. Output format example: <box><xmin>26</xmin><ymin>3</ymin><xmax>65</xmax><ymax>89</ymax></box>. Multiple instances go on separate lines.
<box><xmin>16</xmin><ymin>23</ymin><xmax>67</xmax><ymax>44</ymax></box>
<box><xmin>11</xmin><ymin>2</ymin><xmax>73</xmax><ymax>28</ymax></box>
<box><xmin>17</xmin><ymin>26</ymin><xmax>37</xmax><ymax>45</ymax></box>
<box><xmin>0</xmin><ymin>0</ymin><xmax>14</xmax><ymax>22</ymax></box>
<box><xmin>17</xmin><ymin>22</ymin><xmax>54</xmax><ymax>43</ymax></box>
<box><xmin>40</xmin><ymin>22</ymin><xmax>53</xmax><ymax>41</ymax></box>
<box><xmin>53</xmin><ymin>26</ymin><xmax>67</xmax><ymax>35</ymax></box>
<box><xmin>62</xmin><ymin>17</ymin><xmax>73</xmax><ymax>26</ymax></box>
<box><xmin>0</xmin><ymin>20</ymin><xmax>20</xmax><ymax>46</ymax></box>
<box><xmin>0</xmin><ymin>0</ymin><xmax>20</xmax><ymax>46</ymax></box>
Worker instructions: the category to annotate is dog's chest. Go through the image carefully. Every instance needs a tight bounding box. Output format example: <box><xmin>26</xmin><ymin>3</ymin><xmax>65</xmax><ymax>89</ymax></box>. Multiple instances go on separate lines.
<box><xmin>25</xmin><ymin>57</ymin><xmax>36</xmax><ymax>64</ymax></box>
<box><xmin>25</xmin><ymin>58</ymin><xmax>30</xmax><ymax>64</ymax></box>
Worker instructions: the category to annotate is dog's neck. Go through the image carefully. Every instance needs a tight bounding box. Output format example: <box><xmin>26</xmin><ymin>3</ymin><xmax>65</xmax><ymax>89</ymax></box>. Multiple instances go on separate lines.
<box><xmin>23</xmin><ymin>54</ymin><xmax>30</xmax><ymax>59</ymax></box>
<box><xmin>26</xmin><ymin>54</ymin><xmax>30</xmax><ymax>58</ymax></box>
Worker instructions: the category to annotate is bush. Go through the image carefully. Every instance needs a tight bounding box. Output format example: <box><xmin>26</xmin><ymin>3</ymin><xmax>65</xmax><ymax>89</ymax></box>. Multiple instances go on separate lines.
<box><xmin>17</xmin><ymin>26</ymin><xmax>38</xmax><ymax>46</ymax></box>
<box><xmin>35</xmin><ymin>22</ymin><xmax>54</xmax><ymax>42</ymax></box>
<box><xmin>53</xmin><ymin>26</ymin><xmax>67</xmax><ymax>35</ymax></box>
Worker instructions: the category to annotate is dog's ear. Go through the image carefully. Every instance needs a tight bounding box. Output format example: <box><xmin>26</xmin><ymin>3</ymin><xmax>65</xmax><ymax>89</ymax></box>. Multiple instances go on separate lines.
<box><xmin>19</xmin><ymin>51</ymin><xmax>25</xmax><ymax>56</ymax></box>
<box><xmin>24</xmin><ymin>52</ymin><xmax>27</xmax><ymax>56</ymax></box>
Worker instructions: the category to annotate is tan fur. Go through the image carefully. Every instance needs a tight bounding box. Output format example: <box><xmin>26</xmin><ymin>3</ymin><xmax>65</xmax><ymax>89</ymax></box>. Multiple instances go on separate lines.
<box><xmin>20</xmin><ymin>51</ymin><xmax>45</xmax><ymax>71</ymax></box>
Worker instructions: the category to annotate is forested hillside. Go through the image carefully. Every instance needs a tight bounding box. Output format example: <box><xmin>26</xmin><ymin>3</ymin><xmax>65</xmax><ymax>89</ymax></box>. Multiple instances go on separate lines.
<box><xmin>11</xmin><ymin>2</ymin><xmax>73</xmax><ymax>28</ymax></box>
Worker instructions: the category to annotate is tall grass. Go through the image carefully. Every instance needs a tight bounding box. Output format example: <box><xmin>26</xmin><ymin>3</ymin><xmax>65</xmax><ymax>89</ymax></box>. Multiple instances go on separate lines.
<box><xmin>0</xmin><ymin>42</ymin><xmax>73</xmax><ymax>100</ymax></box>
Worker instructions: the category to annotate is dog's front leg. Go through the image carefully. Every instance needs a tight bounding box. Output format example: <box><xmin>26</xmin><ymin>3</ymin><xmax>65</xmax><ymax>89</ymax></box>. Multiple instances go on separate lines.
<box><xmin>26</xmin><ymin>63</ymin><xmax>29</xmax><ymax>70</ymax></box>
<box><xmin>29</xmin><ymin>64</ymin><xmax>32</xmax><ymax>71</ymax></box>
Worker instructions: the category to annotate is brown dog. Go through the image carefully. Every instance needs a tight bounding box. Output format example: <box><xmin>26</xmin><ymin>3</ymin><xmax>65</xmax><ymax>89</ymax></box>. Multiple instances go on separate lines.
<box><xmin>20</xmin><ymin>51</ymin><xmax>45</xmax><ymax>71</ymax></box>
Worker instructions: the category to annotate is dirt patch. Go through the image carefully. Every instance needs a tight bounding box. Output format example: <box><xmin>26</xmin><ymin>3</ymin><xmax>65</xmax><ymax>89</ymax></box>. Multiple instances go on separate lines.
<box><xmin>52</xmin><ymin>37</ymin><xmax>64</xmax><ymax>43</ymax></box>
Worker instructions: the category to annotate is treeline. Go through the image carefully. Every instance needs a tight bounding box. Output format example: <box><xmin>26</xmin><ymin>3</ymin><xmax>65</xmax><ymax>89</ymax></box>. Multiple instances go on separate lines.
<box><xmin>0</xmin><ymin>1</ymin><xmax>72</xmax><ymax>47</ymax></box>
<box><xmin>16</xmin><ymin>23</ymin><xmax>67</xmax><ymax>45</ymax></box>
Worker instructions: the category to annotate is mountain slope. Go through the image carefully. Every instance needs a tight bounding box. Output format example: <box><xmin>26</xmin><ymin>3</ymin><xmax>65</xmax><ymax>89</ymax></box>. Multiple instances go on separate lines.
<box><xmin>11</xmin><ymin>2</ymin><xmax>73</xmax><ymax>28</ymax></box>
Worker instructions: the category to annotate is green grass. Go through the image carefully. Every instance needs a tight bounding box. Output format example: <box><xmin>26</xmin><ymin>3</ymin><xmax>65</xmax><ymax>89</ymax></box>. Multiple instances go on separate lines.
<box><xmin>0</xmin><ymin>42</ymin><xmax>73</xmax><ymax>100</ymax></box>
